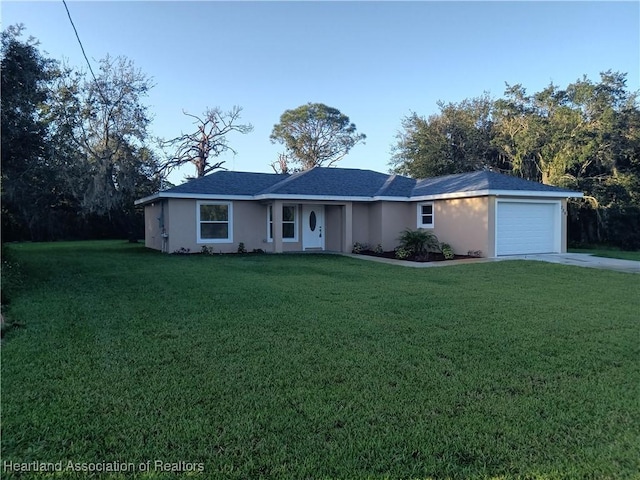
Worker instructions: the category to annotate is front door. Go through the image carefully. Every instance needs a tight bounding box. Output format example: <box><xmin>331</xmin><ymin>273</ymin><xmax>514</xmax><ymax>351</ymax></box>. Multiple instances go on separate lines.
<box><xmin>302</xmin><ymin>205</ymin><xmax>324</xmax><ymax>250</ymax></box>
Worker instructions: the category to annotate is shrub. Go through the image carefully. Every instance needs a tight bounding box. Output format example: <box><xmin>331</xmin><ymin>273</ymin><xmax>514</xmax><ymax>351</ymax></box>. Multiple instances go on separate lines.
<box><xmin>467</xmin><ymin>250</ymin><xmax>483</xmax><ymax>258</ymax></box>
<box><xmin>394</xmin><ymin>247</ymin><xmax>411</xmax><ymax>260</ymax></box>
<box><xmin>440</xmin><ymin>242</ymin><xmax>455</xmax><ymax>260</ymax></box>
<box><xmin>237</xmin><ymin>242</ymin><xmax>247</xmax><ymax>254</ymax></box>
<box><xmin>397</xmin><ymin>229</ymin><xmax>440</xmax><ymax>259</ymax></box>
<box><xmin>568</xmin><ymin>202</ymin><xmax>640</xmax><ymax>250</ymax></box>
<box><xmin>172</xmin><ymin>247</ymin><xmax>191</xmax><ymax>255</ymax></box>
<box><xmin>201</xmin><ymin>245</ymin><xmax>215</xmax><ymax>255</ymax></box>
<box><xmin>374</xmin><ymin>244</ymin><xmax>384</xmax><ymax>254</ymax></box>
<box><xmin>352</xmin><ymin>242</ymin><xmax>369</xmax><ymax>254</ymax></box>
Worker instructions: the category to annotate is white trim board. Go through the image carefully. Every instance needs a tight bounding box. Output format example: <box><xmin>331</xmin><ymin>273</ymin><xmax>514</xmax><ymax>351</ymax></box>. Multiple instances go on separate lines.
<box><xmin>137</xmin><ymin>189</ymin><xmax>583</xmax><ymax>206</ymax></box>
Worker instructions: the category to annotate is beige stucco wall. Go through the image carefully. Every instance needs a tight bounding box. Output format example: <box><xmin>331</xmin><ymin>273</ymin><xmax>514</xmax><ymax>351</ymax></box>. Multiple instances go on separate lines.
<box><xmin>235</xmin><ymin>201</ymin><xmax>274</xmax><ymax>252</ymax></box>
<box><xmin>325</xmin><ymin>205</ymin><xmax>343</xmax><ymax>252</ymax></box>
<box><xmin>145</xmin><ymin>195</ymin><xmax>568</xmax><ymax>257</ymax></box>
<box><xmin>366</xmin><ymin>203</ymin><xmax>383</xmax><ymax>247</ymax></box>
<box><xmin>380</xmin><ymin>202</ymin><xmax>415</xmax><ymax>250</ymax></box>
<box><xmin>149</xmin><ymin>199</ymin><xmax>349</xmax><ymax>254</ymax></box>
<box><xmin>144</xmin><ymin>201</ymin><xmax>165</xmax><ymax>251</ymax></box>
<box><xmin>431</xmin><ymin>196</ymin><xmax>568</xmax><ymax>258</ymax></box>
<box><xmin>358</xmin><ymin>201</ymin><xmax>419</xmax><ymax>251</ymax></box>
<box><xmin>351</xmin><ymin>198</ymin><xmax>492</xmax><ymax>255</ymax></box>
<box><xmin>429</xmin><ymin>197</ymin><xmax>491</xmax><ymax>258</ymax></box>
<box><xmin>337</xmin><ymin>196</ymin><xmax>567</xmax><ymax>257</ymax></box>
<box><xmin>164</xmin><ymin>199</ymin><xmax>272</xmax><ymax>254</ymax></box>
<box><xmin>352</xmin><ymin>203</ymin><xmax>370</xmax><ymax>246</ymax></box>
<box><xmin>487</xmin><ymin>196</ymin><xmax>496</xmax><ymax>257</ymax></box>
<box><xmin>353</xmin><ymin>201</ymin><xmax>448</xmax><ymax>252</ymax></box>
<box><xmin>165</xmin><ymin>199</ymin><xmax>197</xmax><ymax>252</ymax></box>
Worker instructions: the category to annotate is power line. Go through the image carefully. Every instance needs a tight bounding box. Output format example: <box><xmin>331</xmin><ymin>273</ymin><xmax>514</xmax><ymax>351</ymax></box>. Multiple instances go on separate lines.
<box><xmin>61</xmin><ymin>0</ymin><xmax>101</xmax><ymax>90</ymax></box>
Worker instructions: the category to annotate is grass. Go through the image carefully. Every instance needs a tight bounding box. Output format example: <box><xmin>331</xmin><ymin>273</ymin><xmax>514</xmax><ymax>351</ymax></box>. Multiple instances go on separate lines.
<box><xmin>2</xmin><ymin>241</ymin><xmax>639</xmax><ymax>479</ymax></box>
<box><xmin>569</xmin><ymin>246</ymin><xmax>640</xmax><ymax>262</ymax></box>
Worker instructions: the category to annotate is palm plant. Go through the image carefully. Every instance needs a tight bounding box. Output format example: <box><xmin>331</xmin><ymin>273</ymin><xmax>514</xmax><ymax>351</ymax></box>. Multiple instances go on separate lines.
<box><xmin>397</xmin><ymin>228</ymin><xmax>440</xmax><ymax>260</ymax></box>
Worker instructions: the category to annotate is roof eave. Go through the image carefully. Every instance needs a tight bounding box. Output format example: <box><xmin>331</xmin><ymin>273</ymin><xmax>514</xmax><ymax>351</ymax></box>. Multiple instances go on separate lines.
<box><xmin>135</xmin><ymin>192</ymin><xmax>255</xmax><ymax>206</ymax></box>
<box><xmin>410</xmin><ymin>189</ymin><xmax>584</xmax><ymax>201</ymax></box>
<box><xmin>136</xmin><ymin>188</ymin><xmax>584</xmax><ymax>206</ymax></box>
<box><xmin>134</xmin><ymin>193</ymin><xmax>160</xmax><ymax>206</ymax></box>
<box><xmin>254</xmin><ymin>193</ymin><xmax>375</xmax><ymax>202</ymax></box>
<box><xmin>490</xmin><ymin>189</ymin><xmax>584</xmax><ymax>199</ymax></box>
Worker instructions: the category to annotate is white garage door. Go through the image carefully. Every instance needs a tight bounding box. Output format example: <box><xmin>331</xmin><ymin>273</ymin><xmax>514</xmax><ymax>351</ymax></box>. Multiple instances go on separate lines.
<box><xmin>496</xmin><ymin>201</ymin><xmax>560</xmax><ymax>255</ymax></box>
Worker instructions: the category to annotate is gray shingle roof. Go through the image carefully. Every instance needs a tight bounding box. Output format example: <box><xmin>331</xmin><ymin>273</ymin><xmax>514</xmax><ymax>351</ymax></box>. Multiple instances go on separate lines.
<box><xmin>163</xmin><ymin>171</ymin><xmax>288</xmax><ymax>196</ymax></box>
<box><xmin>154</xmin><ymin>167</ymin><xmax>581</xmax><ymax>200</ymax></box>
<box><xmin>260</xmin><ymin>167</ymin><xmax>394</xmax><ymax>196</ymax></box>
<box><xmin>378</xmin><ymin>174</ymin><xmax>418</xmax><ymax>197</ymax></box>
<box><xmin>412</xmin><ymin>171</ymin><xmax>578</xmax><ymax>196</ymax></box>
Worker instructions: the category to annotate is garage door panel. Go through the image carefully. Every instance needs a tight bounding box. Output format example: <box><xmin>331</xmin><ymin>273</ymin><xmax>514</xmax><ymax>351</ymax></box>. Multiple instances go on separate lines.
<box><xmin>497</xmin><ymin>202</ymin><xmax>559</xmax><ymax>255</ymax></box>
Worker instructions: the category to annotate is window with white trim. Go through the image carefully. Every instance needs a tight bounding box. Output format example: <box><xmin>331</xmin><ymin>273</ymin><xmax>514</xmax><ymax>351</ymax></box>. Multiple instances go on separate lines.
<box><xmin>417</xmin><ymin>202</ymin><xmax>434</xmax><ymax>228</ymax></box>
<box><xmin>267</xmin><ymin>205</ymin><xmax>298</xmax><ymax>241</ymax></box>
<box><xmin>197</xmin><ymin>201</ymin><xmax>232</xmax><ymax>243</ymax></box>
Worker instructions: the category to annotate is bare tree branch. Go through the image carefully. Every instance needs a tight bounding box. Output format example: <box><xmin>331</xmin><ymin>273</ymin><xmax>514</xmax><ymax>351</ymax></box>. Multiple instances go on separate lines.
<box><xmin>159</xmin><ymin>106</ymin><xmax>253</xmax><ymax>178</ymax></box>
<box><xmin>270</xmin><ymin>153</ymin><xmax>292</xmax><ymax>174</ymax></box>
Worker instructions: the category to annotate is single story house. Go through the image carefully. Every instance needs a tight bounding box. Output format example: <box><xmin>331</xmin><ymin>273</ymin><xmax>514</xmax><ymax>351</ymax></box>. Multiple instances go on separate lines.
<box><xmin>135</xmin><ymin>167</ymin><xmax>583</xmax><ymax>257</ymax></box>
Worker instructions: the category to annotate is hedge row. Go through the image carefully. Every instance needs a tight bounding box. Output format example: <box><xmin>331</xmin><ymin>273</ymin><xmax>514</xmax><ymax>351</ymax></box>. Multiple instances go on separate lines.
<box><xmin>568</xmin><ymin>202</ymin><xmax>640</xmax><ymax>250</ymax></box>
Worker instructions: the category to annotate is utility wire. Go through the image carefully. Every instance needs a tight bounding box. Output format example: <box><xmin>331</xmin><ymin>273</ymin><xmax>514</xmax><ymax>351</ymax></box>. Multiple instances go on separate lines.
<box><xmin>61</xmin><ymin>0</ymin><xmax>107</xmax><ymax>102</ymax></box>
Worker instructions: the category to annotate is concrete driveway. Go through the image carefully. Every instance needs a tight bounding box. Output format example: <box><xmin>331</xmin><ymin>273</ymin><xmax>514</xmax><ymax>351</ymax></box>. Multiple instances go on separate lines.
<box><xmin>497</xmin><ymin>253</ymin><xmax>640</xmax><ymax>274</ymax></box>
<box><xmin>345</xmin><ymin>252</ymin><xmax>640</xmax><ymax>273</ymax></box>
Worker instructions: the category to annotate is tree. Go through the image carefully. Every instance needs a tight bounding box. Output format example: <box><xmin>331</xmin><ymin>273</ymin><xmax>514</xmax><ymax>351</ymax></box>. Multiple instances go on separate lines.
<box><xmin>491</xmin><ymin>72</ymin><xmax>639</xmax><ymax>196</ymax></box>
<box><xmin>49</xmin><ymin>55</ymin><xmax>162</xmax><ymax>238</ymax></box>
<box><xmin>1</xmin><ymin>25</ymin><xmax>60</xmax><ymax>241</ymax></box>
<box><xmin>491</xmin><ymin>84</ymin><xmax>550</xmax><ymax>182</ymax></box>
<box><xmin>2</xmin><ymin>24</ymin><xmax>164</xmax><ymax>242</ymax></box>
<box><xmin>390</xmin><ymin>95</ymin><xmax>500</xmax><ymax>178</ymax></box>
<box><xmin>160</xmin><ymin>107</ymin><xmax>253</xmax><ymax>178</ymax></box>
<box><xmin>270</xmin><ymin>103</ymin><xmax>366</xmax><ymax>170</ymax></box>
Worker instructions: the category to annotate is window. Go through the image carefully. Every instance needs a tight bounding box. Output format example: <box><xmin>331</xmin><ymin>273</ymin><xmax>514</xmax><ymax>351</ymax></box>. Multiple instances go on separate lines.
<box><xmin>268</xmin><ymin>205</ymin><xmax>298</xmax><ymax>242</ymax></box>
<box><xmin>197</xmin><ymin>202</ymin><xmax>232</xmax><ymax>243</ymax></box>
<box><xmin>417</xmin><ymin>202</ymin><xmax>434</xmax><ymax>228</ymax></box>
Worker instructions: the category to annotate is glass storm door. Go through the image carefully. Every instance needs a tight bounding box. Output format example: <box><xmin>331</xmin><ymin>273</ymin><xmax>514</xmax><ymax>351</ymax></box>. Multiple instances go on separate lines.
<box><xmin>302</xmin><ymin>205</ymin><xmax>324</xmax><ymax>250</ymax></box>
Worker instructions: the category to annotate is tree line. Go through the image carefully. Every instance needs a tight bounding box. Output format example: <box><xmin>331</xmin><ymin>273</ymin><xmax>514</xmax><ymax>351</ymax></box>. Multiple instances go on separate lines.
<box><xmin>3</xmin><ymin>24</ymin><xmax>638</xmax><ymax>247</ymax></box>
<box><xmin>2</xmin><ymin>26</ymin><xmax>163</xmax><ymax>242</ymax></box>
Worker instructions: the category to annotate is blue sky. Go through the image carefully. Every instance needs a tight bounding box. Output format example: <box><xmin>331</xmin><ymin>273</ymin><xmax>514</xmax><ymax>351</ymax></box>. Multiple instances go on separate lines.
<box><xmin>3</xmin><ymin>1</ymin><xmax>639</xmax><ymax>184</ymax></box>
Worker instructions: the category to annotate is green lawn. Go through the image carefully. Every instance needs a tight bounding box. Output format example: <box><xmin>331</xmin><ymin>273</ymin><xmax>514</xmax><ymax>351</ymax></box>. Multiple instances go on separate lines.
<box><xmin>2</xmin><ymin>241</ymin><xmax>639</xmax><ymax>479</ymax></box>
<box><xmin>569</xmin><ymin>247</ymin><xmax>640</xmax><ymax>262</ymax></box>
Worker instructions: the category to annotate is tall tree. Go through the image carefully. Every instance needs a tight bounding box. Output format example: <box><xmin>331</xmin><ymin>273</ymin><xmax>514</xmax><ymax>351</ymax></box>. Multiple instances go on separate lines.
<box><xmin>2</xmin><ymin>25</ymin><xmax>168</xmax><ymax>242</ymax></box>
<box><xmin>270</xmin><ymin>103</ymin><xmax>366</xmax><ymax>170</ymax></box>
<box><xmin>160</xmin><ymin>107</ymin><xmax>253</xmax><ymax>178</ymax></box>
<box><xmin>491</xmin><ymin>72</ymin><xmax>639</xmax><ymax>200</ymax></box>
<box><xmin>49</xmin><ymin>55</ymin><xmax>161</xmax><ymax>237</ymax></box>
<box><xmin>491</xmin><ymin>84</ymin><xmax>550</xmax><ymax>182</ymax></box>
<box><xmin>390</xmin><ymin>95</ymin><xmax>500</xmax><ymax>178</ymax></box>
<box><xmin>1</xmin><ymin>25</ymin><xmax>60</xmax><ymax>241</ymax></box>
